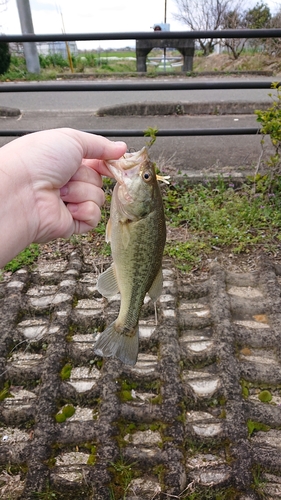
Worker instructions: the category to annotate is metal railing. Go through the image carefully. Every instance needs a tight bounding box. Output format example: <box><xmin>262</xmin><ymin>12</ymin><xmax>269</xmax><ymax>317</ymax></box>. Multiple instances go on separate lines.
<box><xmin>0</xmin><ymin>29</ymin><xmax>281</xmax><ymax>138</ymax></box>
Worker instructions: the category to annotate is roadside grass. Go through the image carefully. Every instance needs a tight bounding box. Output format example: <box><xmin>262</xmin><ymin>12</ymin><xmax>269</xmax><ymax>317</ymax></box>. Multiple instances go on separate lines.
<box><xmin>2</xmin><ymin>50</ymin><xmax>276</xmax><ymax>81</ymax></box>
<box><xmin>0</xmin><ymin>51</ymin><xmax>153</xmax><ymax>80</ymax></box>
<box><xmin>4</xmin><ymin>175</ymin><xmax>281</xmax><ymax>275</ymax></box>
<box><xmin>163</xmin><ymin>176</ymin><xmax>281</xmax><ymax>271</ymax></box>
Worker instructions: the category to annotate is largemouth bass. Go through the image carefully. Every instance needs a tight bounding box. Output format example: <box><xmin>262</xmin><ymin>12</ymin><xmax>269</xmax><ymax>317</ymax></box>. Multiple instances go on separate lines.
<box><xmin>94</xmin><ymin>147</ymin><xmax>166</xmax><ymax>366</ymax></box>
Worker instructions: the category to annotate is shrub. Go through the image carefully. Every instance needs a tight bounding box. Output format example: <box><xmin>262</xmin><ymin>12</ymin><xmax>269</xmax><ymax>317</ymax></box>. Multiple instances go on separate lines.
<box><xmin>39</xmin><ymin>53</ymin><xmax>69</xmax><ymax>68</ymax></box>
<box><xmin>255</xmin><ymin>83</ymin><xmax>281</xmax><ymax>177</ymax></box>
<box><xmin>0</xmin><ymin>42</ymin><xmax>11</xmax><ymax>75</ymax></box>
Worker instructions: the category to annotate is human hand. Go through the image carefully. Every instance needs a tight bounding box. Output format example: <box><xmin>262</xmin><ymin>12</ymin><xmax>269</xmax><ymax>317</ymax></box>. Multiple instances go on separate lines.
<box><xmin>0</xmin><ymin>128</ymin><xmax>127</xmax><ymax>267</ymax></box>
<box><xmin>6</xmin><ymin>128</ymin><xmax>126</xmax><ymax>241</ymax></box>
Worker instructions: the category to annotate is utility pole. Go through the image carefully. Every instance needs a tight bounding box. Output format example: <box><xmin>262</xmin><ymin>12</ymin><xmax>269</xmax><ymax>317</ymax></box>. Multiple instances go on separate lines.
<box><xmin>163</xmin><ymin>0</ymin><xmax>167</xmax><ymax>71</ymax></box>
<box><xmin>16</xmin><ymin>0</ymin><xmax>40</xmax><ymax>73</ymax></box>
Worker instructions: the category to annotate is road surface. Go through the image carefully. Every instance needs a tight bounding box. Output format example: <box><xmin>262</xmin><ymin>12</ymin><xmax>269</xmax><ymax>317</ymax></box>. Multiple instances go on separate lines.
<box><xmin>0</xmin><ymin>76</ymin><xmax>275</xmax><ymax>111</ymax></box>
<box><xmin>0</xmin><ymin>76</ymin><xmax>275</xmax><ymax>172</ymax></box>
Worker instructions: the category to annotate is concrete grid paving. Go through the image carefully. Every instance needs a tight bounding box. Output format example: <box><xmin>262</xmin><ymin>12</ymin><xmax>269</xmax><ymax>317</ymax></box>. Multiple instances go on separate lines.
<box><xmin>0</xmin><ymin>252</ymin><xmax>281</xmax><ymax>499</ymax></box>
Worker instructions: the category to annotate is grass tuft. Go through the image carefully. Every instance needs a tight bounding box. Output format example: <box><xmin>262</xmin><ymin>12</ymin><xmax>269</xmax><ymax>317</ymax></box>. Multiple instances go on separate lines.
<box><xmin>163</xmin><ymin>177</ymin><xmax>281</xmax><ymax>271</ymax></box>
<box><xmin>4</xmin><ymin>244</ymin><xmax>40</xmax><ymax>272</ymax></box>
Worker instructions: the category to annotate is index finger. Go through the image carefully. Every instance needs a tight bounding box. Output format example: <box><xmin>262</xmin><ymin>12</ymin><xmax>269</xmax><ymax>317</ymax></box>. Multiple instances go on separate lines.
<box><xmin>64</xmin><ymin>128</ymin><xmax>127</xmax><ymax>162</ymax></box>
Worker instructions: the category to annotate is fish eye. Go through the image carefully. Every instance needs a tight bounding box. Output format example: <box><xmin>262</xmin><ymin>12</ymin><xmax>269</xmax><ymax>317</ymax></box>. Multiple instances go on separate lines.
<box><xmin>142</xmin><ymin>170</ymin><xmax>152</xmax><ymax>182</ymax></box>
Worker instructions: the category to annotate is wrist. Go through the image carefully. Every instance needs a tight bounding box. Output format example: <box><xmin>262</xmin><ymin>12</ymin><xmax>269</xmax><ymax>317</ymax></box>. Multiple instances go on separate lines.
<box><xmin>0</xmin><ymin>144</ymin><xmax>38</xmax><ymax>268</ymax></box>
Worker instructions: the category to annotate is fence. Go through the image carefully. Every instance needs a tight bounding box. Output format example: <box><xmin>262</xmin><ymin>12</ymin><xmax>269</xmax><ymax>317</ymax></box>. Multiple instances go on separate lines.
<box><xmin>0</xmin><ymin>29</ymin><xmax>281</xmax><ymax>138</ymax></box>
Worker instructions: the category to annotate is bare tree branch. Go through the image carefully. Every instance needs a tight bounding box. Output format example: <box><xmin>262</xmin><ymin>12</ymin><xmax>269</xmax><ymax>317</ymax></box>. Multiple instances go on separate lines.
<box><xmin>173</xmin><ymin>0</ymin><xmax>244</xmax><ymax>55</ymax></box>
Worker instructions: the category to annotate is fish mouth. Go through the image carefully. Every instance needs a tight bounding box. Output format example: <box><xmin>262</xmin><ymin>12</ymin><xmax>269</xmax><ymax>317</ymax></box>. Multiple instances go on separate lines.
<box><xmin>105</xmin><ymin>147</ymin><xmax>148</xmax><ymax>184</ymax></box>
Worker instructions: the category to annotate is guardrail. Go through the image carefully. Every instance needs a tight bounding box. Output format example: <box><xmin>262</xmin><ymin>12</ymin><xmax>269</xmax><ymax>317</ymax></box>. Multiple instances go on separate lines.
<box><xmin>0</xmin><ymin>29</ymin><xmax>281</xmax><ymax>138</ymax></box>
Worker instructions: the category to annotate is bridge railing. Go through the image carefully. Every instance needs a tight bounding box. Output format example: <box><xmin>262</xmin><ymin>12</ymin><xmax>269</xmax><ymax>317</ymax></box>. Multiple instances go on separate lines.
<box><xmin>0</xmin><ymin>29</ymin><xmax>280</xmax><ymax>138</ymax></box>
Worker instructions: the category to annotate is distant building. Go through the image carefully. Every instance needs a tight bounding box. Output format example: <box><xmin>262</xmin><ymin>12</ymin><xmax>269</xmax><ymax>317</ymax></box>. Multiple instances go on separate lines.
<box><xmin>9</xmin><ymin>41</ymin><xmax>78</xmax><ymax>58</ymax></box>
<box><xmin>37</xmin><ymin>41</ymin><xmax>78</xmax><ymax>58</ymax></box>
<box><xmin>9</xmin><ymin>42</ymin><xmax>24</xmax><ymax>56</ymax></box>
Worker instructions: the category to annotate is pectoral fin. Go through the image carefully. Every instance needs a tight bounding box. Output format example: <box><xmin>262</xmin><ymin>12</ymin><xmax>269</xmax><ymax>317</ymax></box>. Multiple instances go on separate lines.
<box><xmin>148</xmin><ymin>268</ymin><xmax>163</xmax><ymax>301</ymax></box>
<box><xmin>105</xmin><ymin>218</ymin><xmax>112</xmax><ymax>243</ymax></box>
<box><xmin>97</xmin><ymin>264</ymin><xmax>119</xmax><ymax>298</ymax></box>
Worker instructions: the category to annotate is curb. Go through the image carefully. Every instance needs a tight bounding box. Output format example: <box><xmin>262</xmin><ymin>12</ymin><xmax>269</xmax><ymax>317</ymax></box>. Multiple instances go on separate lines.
<box><xmin>0</xmin><ymin>106</ymin><xmax>21</xmax><ymax>117</ymax></box>
<box><xmin>96</xmin><ymin>100</ymin><xmax>270</xmax><ymax>116</ymax></box>
<box><xmin>59</xmin><ymin>70</ymin><xmax>274</xmax><ymax>79</ymax></box>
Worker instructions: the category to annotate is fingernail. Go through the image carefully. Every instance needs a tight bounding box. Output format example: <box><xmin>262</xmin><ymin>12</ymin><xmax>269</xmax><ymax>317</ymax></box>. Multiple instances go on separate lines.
<box><xmin>60</xmin><ymin>186</ymin><xmax>68</xmax><ymax>196</ymax></box>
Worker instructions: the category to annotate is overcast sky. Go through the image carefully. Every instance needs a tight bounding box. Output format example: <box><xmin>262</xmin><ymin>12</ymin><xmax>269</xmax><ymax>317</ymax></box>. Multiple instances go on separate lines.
<box><xmin>1</xmin><ymin>0</ymin><xmax>280</xmax><ymax>50</ymax></box>
<box><xmin>1</xmin><ymin>0</ymin><xmax>187</xmax><ymax>49</ymax></box>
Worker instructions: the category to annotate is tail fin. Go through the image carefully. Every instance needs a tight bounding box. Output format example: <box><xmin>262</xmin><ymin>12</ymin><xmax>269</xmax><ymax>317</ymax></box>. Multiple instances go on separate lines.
<box><xmin>94</xmin><ymin>322</ymin><xmax>139</xmax><ymax>366</ymax></box>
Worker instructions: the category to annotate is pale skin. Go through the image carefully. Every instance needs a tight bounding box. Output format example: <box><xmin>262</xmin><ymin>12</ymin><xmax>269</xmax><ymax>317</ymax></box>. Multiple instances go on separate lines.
<box><xmin>0</xmin><ymin>128</ymin><xmax>127</xmax><ymax>268</ymax></box>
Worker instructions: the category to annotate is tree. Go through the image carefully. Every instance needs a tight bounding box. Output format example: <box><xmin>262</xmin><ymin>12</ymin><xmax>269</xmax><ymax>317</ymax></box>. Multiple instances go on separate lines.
<box><xmin>221</xmin><ymin>1</ymin><xmax>272</xmax><ymax>59</ymax></box>
<box><xmin>0</xmin><ymin>42</ymin><xmax>11</xmax><ymax>74</ymax></box>
<box><xmin>245</xmin><ymin>1</ymin><xmax>271</xmax><ymax>29</ymax></box>
<box><xmin>221</xmin><ymin>8</ymin><xmax>247</xmax><ymax>59</ymax></box>
<box><xmin>265</xmin><ymin>8</ymin><xmax>281</xmax><ymax>56</ymax></box>
<box><xmin>173</xmin><ymin>0</ymin><xmax>243</xmax><ymax>55</ymax></box>
<box><xmin>245</xmin><ymin>2</ymin><xmax>271</xmax><ymax>50</ymax></box>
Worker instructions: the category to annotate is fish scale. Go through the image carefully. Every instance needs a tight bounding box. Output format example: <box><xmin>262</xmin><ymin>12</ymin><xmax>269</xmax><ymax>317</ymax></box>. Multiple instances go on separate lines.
<box><xmin>94</xmin><ymin>147</ymin><xmax>166</xmax><ymax>365</ymax></box>
<box><xmin>113</xmin><ymin>214</ymin><xmax>164</xmax><ymax>330</ymax></box>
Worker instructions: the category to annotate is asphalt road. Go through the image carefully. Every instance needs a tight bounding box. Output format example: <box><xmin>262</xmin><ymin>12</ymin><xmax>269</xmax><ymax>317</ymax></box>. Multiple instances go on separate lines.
<box><xmin>0</xmin><ymin>76</ymin><xmax>275</xmax><ymax>111</ymax></box>
<box><xmin>0</xmin><ymin>76</ymin><xmax>275</xmax><ymax>172</ymax></box>
<box><xmin>0</xmin><ymin>112</ymin><xmax>272</xmax><ymax>173</ymax></box>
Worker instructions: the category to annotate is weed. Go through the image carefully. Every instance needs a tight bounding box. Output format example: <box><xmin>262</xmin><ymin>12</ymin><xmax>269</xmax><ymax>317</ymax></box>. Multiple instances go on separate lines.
<box><xmin>109</xmin><ymin>456</ymin><xmax>139</xmax><ymax>500</ymax></box>
<box><xmin>165</xmin><ymin>240</ymin><xmax>208</xmax><ymax>272</ymax></box>
<box><xmin>240</xmin><ymin>379</ymin><xmax>249</xmax><ymax>398</ymax></box>
<box><xmin>251</xmin><ymin>464</ymin><xmax>267</xmax><ymax>498</ymax></box>
<box><xmin>4</xmin><ymin>244</ymin><xmax>40</xmax><ymax>272</ymax></box>
<box><xmin>144</xmin><ymin>127</ymin><xmax>158</xmax><ymax>148</ymax></box>
<box><xmin>247</xmin><ymin>419</ymin><xmax>270</xmax><ymax>437</ymax></box>
<box><xmin>32</xmin><ymin>484</ymin><xmax>57</xmax><ymax>499</ymax></box>
<box><xmin>32</xmin><ymin>493</ymin><xmax>57</xmax><ymax>499</ymax></box>
<box><xmin>163</xmin><ymin>177</ymin><xmax>281</xmax><ymax>270</ymax></box>
<box><xmin>119</xmin><ymin>379</ymin><xmax>138</xmax><ymax>391</ymax></box>
<box><xmin>118</xmin><ymin>390</ymin><xmax>134</xmax><ymax>402</ymax></box>
<box><xmin>0</xmin><ymin>382</ymin><xmax>13</xmax><ymax>401</ymax></box>
<box><xmin>87</xmin><ymin>453</ymin><xmax>96</xmax><ymax>465</ymax></box>
<box><xmin>39</xmin><ymin>53</ymin><xmax>68</xmax><ymax>69</ymax></box>
<box><xmin>59</xmin><ymin>363</ymin><xmax>72</xmax><ymax>381</ymax></box>
<box><xmin>255</xmin><ymin>82</ymin><xmax>281</xmax><ymax>179</ymax></box>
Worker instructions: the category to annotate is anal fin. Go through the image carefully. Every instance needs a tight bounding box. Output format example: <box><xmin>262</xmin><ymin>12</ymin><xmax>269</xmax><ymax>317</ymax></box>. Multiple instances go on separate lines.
<box><xmin>148</xmin><ymin>267</ymin><xmax>163</xmax><ymax>302</ymax></box>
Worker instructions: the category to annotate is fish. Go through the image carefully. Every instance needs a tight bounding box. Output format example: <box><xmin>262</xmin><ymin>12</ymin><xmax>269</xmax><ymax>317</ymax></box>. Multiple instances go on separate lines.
<box><xmin>93</xmin><ymin>147</ymin><xmax>167</xmax><ymax>366</ymax></box>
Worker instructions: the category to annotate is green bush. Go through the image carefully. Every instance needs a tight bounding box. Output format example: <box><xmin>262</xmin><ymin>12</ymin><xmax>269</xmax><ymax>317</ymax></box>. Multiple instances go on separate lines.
<box><xmin>0</xmin><ymin>42</ymin><xmax>11</xmax><ymax>75</ymax></box>
<box><xmin>39</xmin><ymin>53</ymin><xmax>69</xmax><ymax>68</ymax></box>
<box><xmin>255</xmin><ymin>83</ymin><xmax>281</xmax><ymax>176</ymax></box>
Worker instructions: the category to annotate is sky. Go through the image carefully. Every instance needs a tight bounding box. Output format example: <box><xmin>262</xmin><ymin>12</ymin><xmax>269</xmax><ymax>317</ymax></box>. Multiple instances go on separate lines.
<box><xmin>0</xmin><ymin>0</ymin><xmax>187</xmax><ymax>49</ymax></box>
<box><xmin>0</xmin><ymin>0</ymin><xmax>280</xmax><ymax>50</ymax></box>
